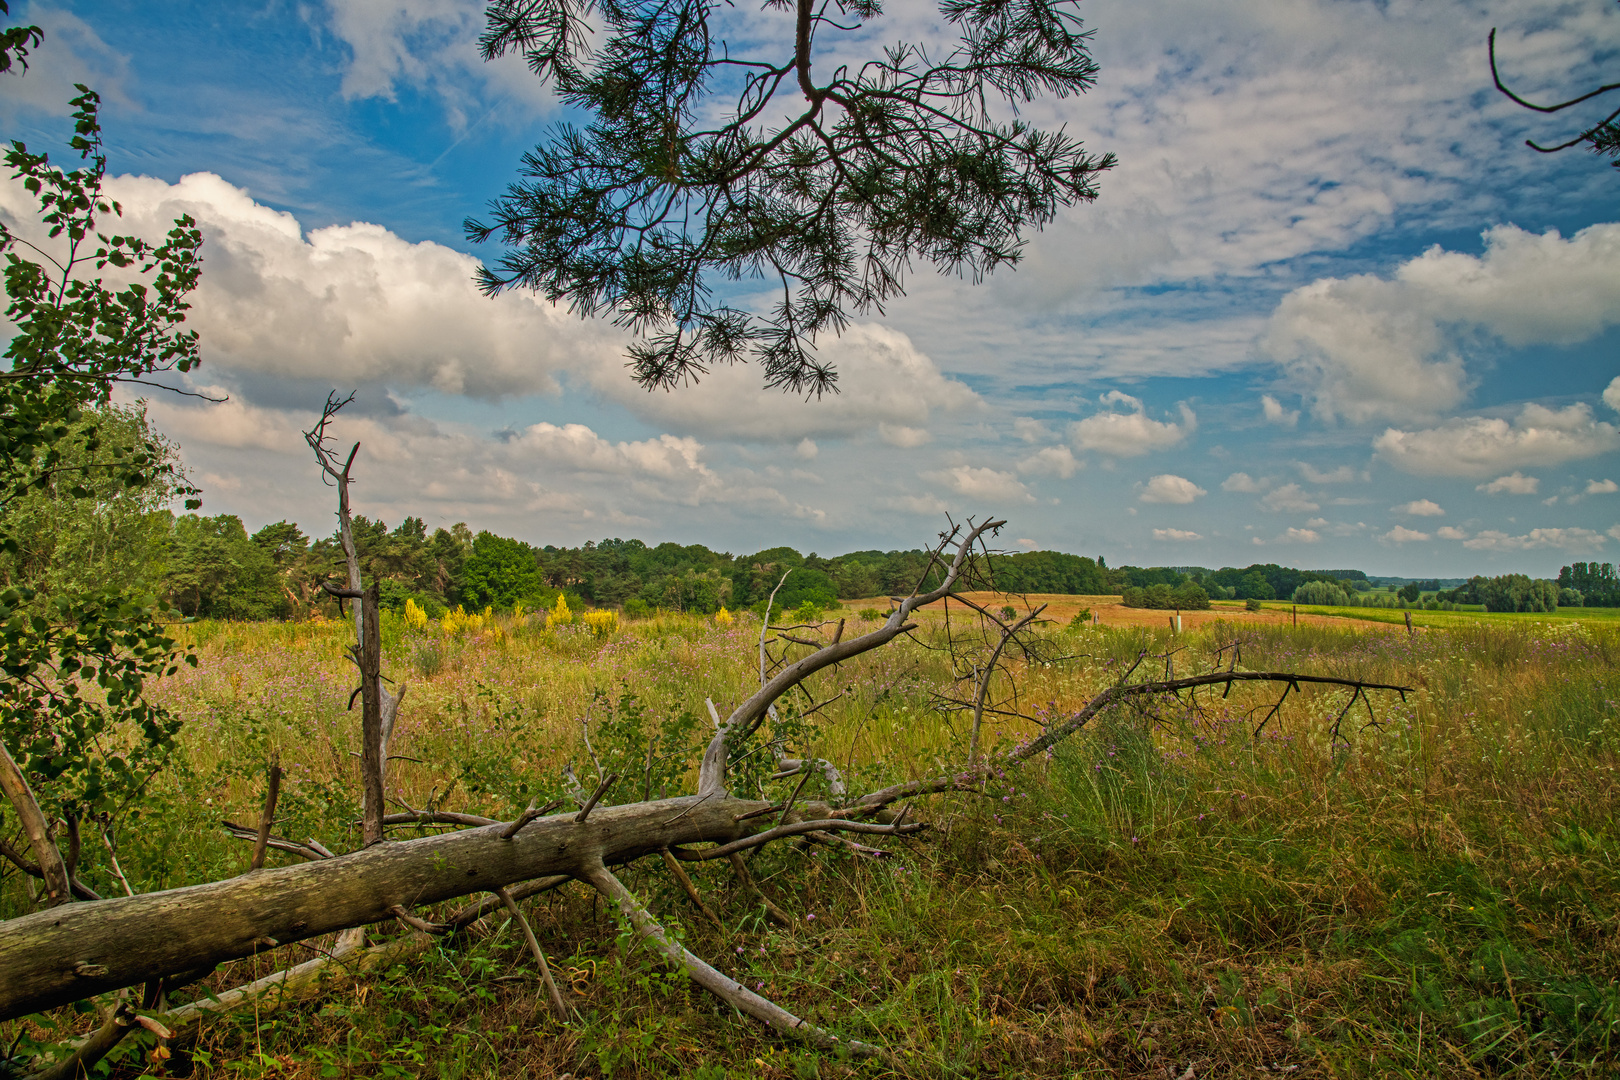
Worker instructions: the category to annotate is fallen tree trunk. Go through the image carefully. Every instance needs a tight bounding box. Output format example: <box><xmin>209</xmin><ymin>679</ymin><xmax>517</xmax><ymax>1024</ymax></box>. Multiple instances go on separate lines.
<box><xmin>0</xmin><ymin>792</ymin><xmax>805</xmax><ymax>1021</ymax></box>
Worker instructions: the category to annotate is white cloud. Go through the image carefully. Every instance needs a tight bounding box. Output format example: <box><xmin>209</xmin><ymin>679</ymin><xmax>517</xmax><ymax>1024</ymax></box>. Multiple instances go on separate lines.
<box><xmin>75</xmin><ymin>172</ymin><xmax>606</xmax><ymax>400</ymax></box>
<box><xmin>888</xmin><ymin>494</ymin><xmax>949</xmax><ymax>516</ymax></box>
<box><xmin>1436</xmin><ymin>526</ymin><xmax>1467</xmax><ymax>540</ymax></box>
<box><xmin>1277</xmin><ymin>527</ymin><xmax>1321</xmax><ymax>543</ymax></box>
<box><xmin>1463</xmin><ymin>528</ymin><xmax>1609</xmax><ymax>553</ymax></box>
<box><xmin>922</xmin><ymin>466</ymin><xmax>1035</xmax><ymax>504</ymax></box>
<box><xmin>1153</xmin><ymin>528</ymin><xmax>1204</xmax><ymax>541</ymax></box>
<box><xmin>1262</xmin><ymin>394</ymin><xmax>1299</xmax><ymax>427</ymax></box>
<box><xmin>1263</xmin><ymin>223</ymin><xmax>1620</xmax><ymax>424</ymax></box>
<box><xmin>1222</xmin><ymin>471</ymin><xmax>1265</xmax><ymax>493</ymax></box>
<box><xmin>795</xmin><ymin>438</ymin><xmax>819</xmax><ymax>460</ymax></box>
<box><xmin>1070</xmin><ymin>403</ymin><xmax>1196</xmax><ymax>457</ymax></box>
<box><xmin>1606</xmin><ymin>376</ymin><xmax>1620</xmax><ymax>413</ymax></box>
<box><xmin>1298</xmin><ymin>463</ymin><xmax>1361</xmax><ymax>484</ymax></box>
<box><xmin>1476</xmin><ymin>472</ymin><xmax>1540</xmax><ymax>495</ymax></box>
<box><xmin>1016</xmin><ymin>538</ymin><xmax>1039</xmax><ymax>550</ymax></box>
<box><xmin>1012</xmin><ymin>417</ymin><xmax>1052</xmax><ymax>443</ymax></box>
<box><xmin>1374</xmin><ymin>404</ymin><xmax>1620</xmax><ymax>478</ymax></box>
<box><xmin>1261</xmin><ymin>483</ymin><xmax>1319</xmax><ymax>512</ymax></box>
<box><xmin>507</xmin><ymin>423</ymin><xmax>712</xmax><ymax>480</ymax></box>
<box><xmin>878</xmin><ymin>424</ymin><xmax>932</xmax><ymax>448</ymax></box>
<box><xmin>1392</xmin><ymin>499</ymin><xmax>1445</xmax><ymax>516</ymax></box>
<box><xmin>1016</xmin><ymin>445</ymin><xmax>1082</xmax><ymax>479</ymax></box>
<box><xmin>591</xmin><ymin>323</ymin><xmax>979</xmax><ymax>442</ymax></box>
<box><xmin>1382</xmin><ymin>526</ymin><xmax>1431</xmax><ymax>543</ymax></box>
<box><xmin>1587</xmin><ymin>479</ymin><xmax>1619</xmax><ymax>495</ymax></box>
<box><xmin>1139</xmin><ymin>474</ymin><xmax>1207</xmax><ymax>504</ymax></box>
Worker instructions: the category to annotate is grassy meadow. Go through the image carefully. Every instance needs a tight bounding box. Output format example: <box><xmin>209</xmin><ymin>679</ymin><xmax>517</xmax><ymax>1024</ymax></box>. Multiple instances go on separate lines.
<box><xmin>6</xmin><ymin>602</ymin><xmax>1620</xmax><ymax>1079</ymax></box>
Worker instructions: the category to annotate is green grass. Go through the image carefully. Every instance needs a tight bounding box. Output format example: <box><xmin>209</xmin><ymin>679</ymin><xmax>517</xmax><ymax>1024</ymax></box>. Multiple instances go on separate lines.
<box><xmin>5</xmin><ymin>612</ymin><xmax>1620</xmax><ymax>1078</ymax></box>
<box><xmin>1266</xmin><ymin>601</ymin><xmax>1620</xmax><ymax>629</ymax></box>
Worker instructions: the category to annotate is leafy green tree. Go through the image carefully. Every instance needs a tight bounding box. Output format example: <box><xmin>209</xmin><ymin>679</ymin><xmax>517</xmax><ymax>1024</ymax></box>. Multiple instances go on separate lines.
<box><xmin>0</xmin><ymin>403</ymin><xmax>181</xmax><ymax>601</ymax></box>
<box><xmin>1398</xmin><ymin>582</ymin><xmax>1422</xmax><ymax>603</ymax></box>
<box><xmin>460</xmin><ymin>531</ymin><xmax>546</xmax><ymax>610</ymax></box>
<box><xmin>470</xmin><ymin>0</ymin><xmax>1114</xmax><ymax>394</ymax></box>
<box><xmin>0</xmin><ymin>86</ymin><xmax>203</xmax><ymax>905</ymax></box>
<box><xmin>163</xmin><ymin>514</ymin><xmax>282</xmax><ymax>620</ymax></box>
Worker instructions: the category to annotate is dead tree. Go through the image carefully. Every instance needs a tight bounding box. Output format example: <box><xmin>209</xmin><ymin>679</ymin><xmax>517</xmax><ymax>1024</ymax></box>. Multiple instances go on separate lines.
<box><xmin>0</xmin><ymin>515</ymin><xmax>1414</xmax><ymax>1075</ymax></box>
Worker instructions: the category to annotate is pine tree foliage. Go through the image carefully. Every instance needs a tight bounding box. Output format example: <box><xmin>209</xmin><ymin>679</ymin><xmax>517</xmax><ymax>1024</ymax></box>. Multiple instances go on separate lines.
<box><xmin>468</xmin><ymin>0</ymin><xmax>1114</xmax><ymax>395</ymax></box>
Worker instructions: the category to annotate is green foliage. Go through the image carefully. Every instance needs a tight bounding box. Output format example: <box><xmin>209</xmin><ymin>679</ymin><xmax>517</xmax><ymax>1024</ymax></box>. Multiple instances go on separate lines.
<box><xmin>1560</xmin><ymin>562</ymin><xmax>1618</xmax><ymax>607</ymax></box>
<box><xmin>1292</xmin><ymin>579</ymin><xmax>1351</xmax><ymax>606</ymax></box>
<box><xmin>1121</xmin><ymin>582</ymin><xmax>1210</xmax><ymax>610</ymax></box>
<box><xmin>0</xmin><ymin>585</ymin><xmax>191</xmax><ymax>820</ymax></box>
<box><xmin>0</xmin><ymin>2</ymin><xmax>42</xmax><ymax>75</ymax></box>
<box><xmin>460</xmin><ymin>531</ymin><xmax>547</xmax><ymax>610</ymax></box>
<box><xmin>1244</xmin><ymin>597</ymin><xmax>1262</xmax><ymax>612</ymax></box>
<box><xmin>0</xmin><ymin>403</ymin><xmax>180</xmax><ymax>601</ymax></box>
<box><xmin>471</xmin><ymin>0</ymin><xmax>1114</xmax><ymax>395</ymax></box>
<box><xmin>163</xmin><ymin>514</ymin><xmax>283</xmax><ymax>620</ymax></box>
<box><xmin>584</xmin><ymin>686</ymin><xmax>703</xmax><ymax>803</ymax></box>
<box><xmin>1446</xmin><ymin>573</ymin><xmax>1562</xmax><ymax>613</ymax></box>
<box><xmin>0</xmin><ymin>86</ymin><xmax>202</xmax><ymax>849</ymax></box>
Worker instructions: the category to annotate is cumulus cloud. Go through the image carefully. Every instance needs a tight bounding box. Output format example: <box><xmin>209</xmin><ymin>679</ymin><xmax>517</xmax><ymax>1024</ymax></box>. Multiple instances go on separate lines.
<box><xmin>1436</xmin><ymin>526</ymin><xmax>1468</xmax><ymax>540</ymax></box>
<box><xmin>922</xmin><ymin>466</ymin><xmax>1035</xmax><ymax>504</ymax></box>
<box><xmin>878</xmin><ymin>424</ymin><xmax>932</xmax><ymax>448</ymax></box>
<box><xmin>1139</xmin><ymin>474</ymin><xmax>1207</xmax><ymax>504</ymax></box>
<box><xmin>593</xmin><ymin>322</ymin><xmax>979</xmax><ymax>442</ymax></box>
<box><xmin>1017</xmin><ymin>445</ymin><xmax>1082</xmax><ymax>479</ymax></box>
<box><xmin>1222</xmin><ymin>472</ymin><xmax>1265</xmax><ymax>493</ymax></box>
<box><xmin>1262</xmin><ymin>224</ymin><xmax>1620</xmax><ymax>424</ymax></box>
<box><xmin>1153</xmin><ymin>528</ymin><xmax>1204</xmax><ymax>541</ymax></box>
<box><xmin>1261</xmin><ymin>483</ymin><xmax>1319</xmax><ymax>512</ymax></box>
<box><xmin>1463</xmin><ymin>528</ymin><xmax>1609</xmax><ymax>553</ymax></box>
<box><xmin>1261</xmin><ymin>394</ymin><xmax>1299</xmax><ymax>427</ymax></box>
<box><xmin>1607</xmin><ymin>376</ymin><xmax>1620</xmax><ymax>413</ymax></box>
<box><xmin>1382</xmin><ymin>525</ymin><xmax>1431</xmax><ymax>543</ymax></box>
<box><xmin>1298</xmin><ymin>463</ymin><xmax>1361</xmax><ymax>483</ymax></box>
<box><xmin>1012</xmin><ymin>417</ymin><xmax>1052</xmax><ymax>443</ymax></box>
<box><xmin>1476</xmin><ymin>472</ymin><xmax>1539</xmax><ymax>495</ymax></box>
<box><xmin>1070</xmin><ymin>403</ymin><xmax>1196</xmax><ymax>457</ymax></box>
<box><xmin>1277</xmin><ymin>527</ymin><xmax>1321</xmax><ymax>543</ymax></box>
<box><xmin>1374</xmin><ymin>404</ymin><xmax>1620</xmax><ymax>477</ymax></box>
<box><xmin>1587</xmin><ymin>479</ymin><xmax>1619</xmax><ymax>495</ymax></box>
<box><xmin>1392</xmin><ymin>499</ymin><xmax>1445</xmax><ymax>516</ymax></box>
<box><xmin>68</xmin><ymin>172</ymin><xmax>609</xmax><ymax>400</ymax></box>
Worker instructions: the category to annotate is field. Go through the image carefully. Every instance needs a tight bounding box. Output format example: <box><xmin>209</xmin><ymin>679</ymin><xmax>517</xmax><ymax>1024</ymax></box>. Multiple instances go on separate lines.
<box><xmin>6</xmin><ymin>604</ymin><xmax>1620</xmax><ymax>1079</ymax></box>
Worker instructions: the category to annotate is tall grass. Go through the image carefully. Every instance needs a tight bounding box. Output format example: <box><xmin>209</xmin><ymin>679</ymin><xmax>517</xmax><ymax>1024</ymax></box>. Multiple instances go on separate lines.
<box><xmin>5</xmin><ymin>612</ymin><xmax>1618</xmax><ymax>1077</ymax></box>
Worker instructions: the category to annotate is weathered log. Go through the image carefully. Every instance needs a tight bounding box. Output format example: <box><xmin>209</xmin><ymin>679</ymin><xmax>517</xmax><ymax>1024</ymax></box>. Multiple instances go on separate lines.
<box><xmin>0</xmin><ymin>793</ymin><xmax>795</xmax><ymax>1021</ymax></box>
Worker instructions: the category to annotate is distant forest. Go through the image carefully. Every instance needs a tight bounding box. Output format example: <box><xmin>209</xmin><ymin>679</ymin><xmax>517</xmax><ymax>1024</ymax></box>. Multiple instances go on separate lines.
<box><xmin>3</xmin><ymin>405</ymin><xmax>1604</xmax><ymax>621</ymax></box>
<box><xmin>140</xmin><ymin>513</ymin><xmax>1395</xmax><ymax>621</ymax></box>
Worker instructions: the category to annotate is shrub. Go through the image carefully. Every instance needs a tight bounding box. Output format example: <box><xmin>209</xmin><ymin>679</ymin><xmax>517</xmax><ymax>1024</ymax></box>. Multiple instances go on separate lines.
<box><xmin>1121</xmin><ymin>583</ymin><xmax>1210</xmax><ymax>610</ymax></box>
<box><xmin>858</xmin><ymin>608</ymin><xmax>884</xmax><ymax>622</ymax></box>
<box><xmin>549</xmin><ymin>593</ymin><xmax>574</xmax><ymax>626</ymax></box>
<box><xmin>1292</xmin><ymin>580</ymin><xmax>1350</xmax><ymax>607</ymax></box>
<box><xmin>1068</xmin><ymin>608</ymin><xmax>1092</xmax><ymax>629</ymax></box>
<box><xmin>623</xmin><ymin>598</ymin><xmax>651</xmax><ymax>619</ymax></box>
<box><xmin>713</xmin><ymin>606</ymin><xmax>733</xmax><ymax>626</ymax></box>
<box><xmin>999</xmin><ymin>605</ymin><xmax>1018</xmax><ymax>620</ymax></box>
<box><xmin>581</xmin><ymin>609</ymin><xmax>619</xmax><ymax>635</ymax></box>
<box><xmin>1244</xmin><ymin>598</ymin><xmax>1262</xmax><ymax>612</ymax></box>
<box><xmin>403</xmin><ymin>597</ymin><xmax>429</xmax><ymax>631</ymax></box>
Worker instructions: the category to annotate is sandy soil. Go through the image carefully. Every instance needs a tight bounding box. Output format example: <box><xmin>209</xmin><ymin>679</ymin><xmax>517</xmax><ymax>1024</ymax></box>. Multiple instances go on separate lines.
<box><xmin>849</xmin><ymin>592</ymin><xmax>1355</xmax><ymax>630</ymax></box>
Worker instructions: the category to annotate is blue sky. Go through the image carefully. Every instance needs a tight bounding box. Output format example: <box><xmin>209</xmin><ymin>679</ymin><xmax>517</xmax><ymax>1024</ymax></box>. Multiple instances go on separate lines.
<box><xmin>4</xmin><ymin>0</ymin><xmax>1619</xmax><ymax>575</ymax></box>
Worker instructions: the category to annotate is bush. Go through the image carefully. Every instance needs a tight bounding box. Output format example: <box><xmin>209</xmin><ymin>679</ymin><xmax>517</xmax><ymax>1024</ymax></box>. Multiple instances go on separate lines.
<box><xmin>1068</xmin><ymin>608</ymin><xmax>1092</xmax><ymax>629</ymax></box>
<box><xmin>1292</xmin><ymin>580</ymin><xmax>1350</xmax><ymax>606</ymax></box>
<box><xmin>1244</xmin><ymin>597</ymin><xmax>1262</xmax><ymax>612</ymax></box>
<box><xmin>858</xmin><ymin>608</ymin><xmax>884</xmax><ymax>622</ymax></box>
<box><xmin>1121</xmin><ymin>583</ymin><xmax>1210</xmax><ymax>610</ymax></box>
<box><xmin>623</xmin><ymin>598</ymin><xmax>652</xmax><ymax>619</ymax></box>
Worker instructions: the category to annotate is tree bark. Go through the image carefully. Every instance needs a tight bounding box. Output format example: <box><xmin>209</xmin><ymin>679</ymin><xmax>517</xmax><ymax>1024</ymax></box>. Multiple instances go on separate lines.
<box><xmin>0</xmin><ymin>793</ymin><xmax>784</xmax><ymax>1021</ymax></box>
<box><xmin>0</xmin><ymin>739</ymin><xmax>70</xmax><ymax>907</ymax></box>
